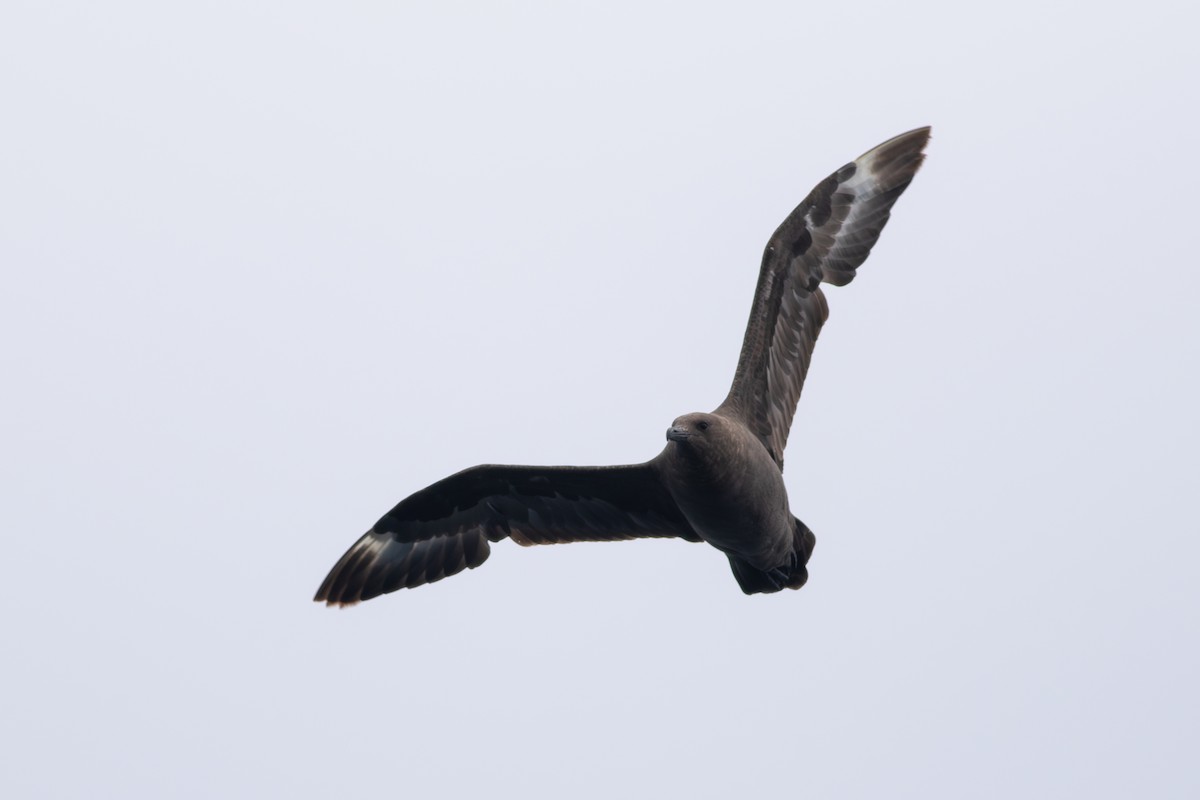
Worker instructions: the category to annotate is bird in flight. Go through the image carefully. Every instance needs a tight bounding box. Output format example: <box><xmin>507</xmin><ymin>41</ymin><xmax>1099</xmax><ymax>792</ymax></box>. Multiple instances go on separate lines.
<box><xmin>315</xmin><ymin>127</ymin><xmax>930</xmax><ymax>606</ymax></box>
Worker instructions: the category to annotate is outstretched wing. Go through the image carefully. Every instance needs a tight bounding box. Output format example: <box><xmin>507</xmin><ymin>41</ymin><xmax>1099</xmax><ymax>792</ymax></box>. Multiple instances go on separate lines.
<box><xmin>314</xmin><ymin>462</ymin><xmax>698</xmax><ymax>606</ymax></box>
<box><xmin>717</xmin><ymin>127</ymin><xmax>930</xmax><ymax>468</ymax></box>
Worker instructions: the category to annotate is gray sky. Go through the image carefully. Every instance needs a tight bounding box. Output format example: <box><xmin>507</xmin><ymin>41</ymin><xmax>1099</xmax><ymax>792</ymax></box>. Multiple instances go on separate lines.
<box><xmin>3</xmin><ymin>1</ymin><xmax>1197</xmax><ymax>797</ymax></box>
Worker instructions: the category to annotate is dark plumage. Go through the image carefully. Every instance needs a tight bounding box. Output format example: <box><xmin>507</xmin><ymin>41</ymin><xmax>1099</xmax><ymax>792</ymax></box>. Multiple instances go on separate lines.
<box><xmin>315</xmin><ymin>127</ymin><xmax>930</xmax><ymax>606</ymax></box>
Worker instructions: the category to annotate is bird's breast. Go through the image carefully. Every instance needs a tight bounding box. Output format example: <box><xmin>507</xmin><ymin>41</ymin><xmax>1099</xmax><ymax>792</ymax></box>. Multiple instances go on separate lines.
<box><xmin>659</xmin><ymin>442</ymin><xmax>792</xmax><ymax>564</ymax></box>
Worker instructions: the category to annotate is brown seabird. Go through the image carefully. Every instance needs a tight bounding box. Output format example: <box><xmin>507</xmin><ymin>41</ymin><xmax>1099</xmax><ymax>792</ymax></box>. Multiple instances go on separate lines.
<box><xmin>315</xmin><ymin>127</ymin><xmax>930</xmax><ymax>605</ymax></box>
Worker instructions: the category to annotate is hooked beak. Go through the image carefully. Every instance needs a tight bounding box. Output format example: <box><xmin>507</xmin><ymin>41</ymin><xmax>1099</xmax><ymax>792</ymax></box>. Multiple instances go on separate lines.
<box><xmin>666</xmin><ymin>426</ymin><xmax>690</xmax><ymax>443</ymax></box>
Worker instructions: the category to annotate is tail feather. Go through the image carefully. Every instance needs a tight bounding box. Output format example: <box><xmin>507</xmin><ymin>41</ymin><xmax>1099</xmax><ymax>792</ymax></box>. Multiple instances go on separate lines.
<box><xmin>727</xmin><ymin>517</ymin><xmax>816</xmax><ymax>595</ymax></box>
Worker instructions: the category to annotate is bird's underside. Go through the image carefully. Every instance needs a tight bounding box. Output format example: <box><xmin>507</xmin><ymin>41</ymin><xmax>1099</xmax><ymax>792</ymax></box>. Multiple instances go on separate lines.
<box><xmin>315</xmin><ymin>126</ymin><xmax>930</xmax><ymax>606</ymax></box>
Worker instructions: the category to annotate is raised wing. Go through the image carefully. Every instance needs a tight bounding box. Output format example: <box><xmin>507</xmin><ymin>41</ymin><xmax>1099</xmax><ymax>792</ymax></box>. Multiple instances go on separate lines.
<box><xmin>717</xmin><ymin>127</ymin><xmax>930</xmax><ymax>468</ymax></box>
<box><xmin>314</xmin><ymin>463</ymin><xmax>698</xmax><ymax>606</ymax></box>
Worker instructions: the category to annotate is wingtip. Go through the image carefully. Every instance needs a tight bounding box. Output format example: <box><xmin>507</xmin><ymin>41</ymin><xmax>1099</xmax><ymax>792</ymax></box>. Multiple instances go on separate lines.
<box><xmin>312</xmin><ymin>587</ymin><xmax>360</xmax><ymax>608</ymax></box>
<box><xmin>317</xmin><ymin>600</ymin><xmax>361</xmax><ymax>609</ymax></box>
<box><xmin>847</xmin><ymin>125</ymin><xmax>931</xmax><ymax>197</ymax></box>
<box><xmin>866</xmin><ymin>126</ymin><xmax>932</xmax><ymax>166</ymax></box>
<box><xmin>312</xmin><ymin>528</ymin><xmax>382</xmax><ymax>608</ymax></box>
<box><xmin>884</xmin><ymin>125</ymin><xmax>932</xmax><ymax>148</ymax></box>
<box><xmin>313</xmin><ymin>527</ymin><xmax>494</xmax><ymax>607</ymax></box>
<box><xmin>869</xmin><ymin>123</ymin><xmax>928</xmax><ymax>151</ymax></box>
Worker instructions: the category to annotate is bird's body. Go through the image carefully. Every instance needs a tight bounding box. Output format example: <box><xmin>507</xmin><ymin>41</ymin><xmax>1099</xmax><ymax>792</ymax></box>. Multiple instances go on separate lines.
<box><xmin>315</xmin><ymin>127</ymin><xmax>930</xmax><ymax>606</ymax></box>
<box><xmin>659</xmin><ymin>412</ymin><xmax>801</xmax><ymax>590</ymax></box>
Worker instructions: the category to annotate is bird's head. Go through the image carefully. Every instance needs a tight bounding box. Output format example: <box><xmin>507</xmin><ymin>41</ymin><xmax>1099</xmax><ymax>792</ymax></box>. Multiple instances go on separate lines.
<box><xmin>665</xmin><ymin>412</ymin><xmax>720</xmax><ymax>448</ymax></box>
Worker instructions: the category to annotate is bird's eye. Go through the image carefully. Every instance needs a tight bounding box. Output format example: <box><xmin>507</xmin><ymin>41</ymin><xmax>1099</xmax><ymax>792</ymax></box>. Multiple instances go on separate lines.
<box><xmin>697</xmin><ymin>421</ymin><xmax>710</xmax><ymax>431</ymax></box>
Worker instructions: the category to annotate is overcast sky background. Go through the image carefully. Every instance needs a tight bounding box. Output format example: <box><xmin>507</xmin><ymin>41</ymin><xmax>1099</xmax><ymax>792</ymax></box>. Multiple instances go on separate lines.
<box><xmin>3</xmin><ymin>1</ymin><xmax>1197</xmax><ymax>797</ymax></box>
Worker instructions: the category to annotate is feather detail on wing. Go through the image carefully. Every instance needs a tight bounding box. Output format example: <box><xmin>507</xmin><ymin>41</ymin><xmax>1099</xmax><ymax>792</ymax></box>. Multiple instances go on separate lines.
<box><xmin>718</xmin><ymin>127</ymin><xmax>930</xmax><ymax>468</ymax></box>
<box><xmin>314</xmin><ymin>463</ymin><xmax>697</xmax><ymax>606</ymax></box>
